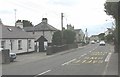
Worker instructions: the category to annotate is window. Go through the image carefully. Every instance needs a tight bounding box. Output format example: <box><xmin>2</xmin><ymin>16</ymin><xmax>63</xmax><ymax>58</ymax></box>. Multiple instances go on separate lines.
<box><xmin>1</xmin><ymin>41</ymin><xmax>5</xmax><ymax>49</ymax></box>
<box><xmin>7</xmin><ymin>27</ymin><xmax>12</xmax><ymax>32</ymax></box>
<box><xmin>18</xmin><ymin>40</ymin><xmax>22</xmax><ymax>50</ymax></box>
<box><xmin>28</xmin><ymin>40</ymin><xmax>31</xmax><ymax>49</ymax></box>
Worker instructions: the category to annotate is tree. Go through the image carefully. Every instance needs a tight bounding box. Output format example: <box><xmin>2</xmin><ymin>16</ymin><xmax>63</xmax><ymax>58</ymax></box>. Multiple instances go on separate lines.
<box><xmin>98</xmin><ymin>33</ymin><xmax>105</xmax><ymax>40</ymax></box>
<box><xmin>104</xmin><ymin>1</ymin><xmax>120</xmax><ymax>52</ymax></box>
<box><xmin>52</xmin><ymin>30</ymin><xmax>62</xmax><ymax>45</ymax></box>
<box><xmin>104</xmin><ymin>2</ymin><xmax>118</xmax><ymax>19</ymax></box>
<box><xmin>22</xmin><ymin>20</ymin><xmax>33</xmax><ymax>27</ymax></box>
<box><xmin>52</xmin><ymin>30</ymin><xmax>76</xmax><ymax>45</ymax></box>
<box><xmin>63</xmin><ymin>30</ymin><xmax>76</xmax><ymax>44</ymax></box>
<box><xmin>105</xmin><ymin>34</ymin><xmax>114</xmax><ymax>42</ymax></box>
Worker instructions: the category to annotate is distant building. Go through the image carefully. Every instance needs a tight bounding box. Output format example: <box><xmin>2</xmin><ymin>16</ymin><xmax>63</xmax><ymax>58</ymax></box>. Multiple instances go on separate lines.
<box><xmin>74</xmin><ymin>29</ymin><xmax>85</xmax><ymax>43</ymax></box>
<box><xmin>90</xmin><ymin>35</ymin><xmax>99</xmax><ymax>41</ymax></box>
<box><xmin>0</xmin><ymin>23</ymin><xmax>35</xmax><ymax>54</ymax></box>
<box><xmin>104</xmin><ymin>28</ymin><xmax>114</xmax><ymax>37</ymax></box>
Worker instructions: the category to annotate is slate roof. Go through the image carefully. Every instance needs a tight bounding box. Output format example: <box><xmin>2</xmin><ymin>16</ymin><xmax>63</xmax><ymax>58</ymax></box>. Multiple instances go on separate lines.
<box><xmin>35</xmin><ymin>36</ymin><xmax>48</xmax><ymax>42</ymax></box>
<box><xmin>23</xmin><ymin>22</ymin><xmax>58</xmax><ymax>32</ymax></box>
<box><xmin>34</xmin><ymin>22</ymin><xmax>58</xmax><ymax>31</ymax></box>
<box><xmin>0</xmin><ymin>24</ymin><xmax>34</xmax><ymax>39</ymax></box>
<box><xmin>23</xmin><ymin>27</ymin><xmax>34</xmax><ymax>32</ymax></box>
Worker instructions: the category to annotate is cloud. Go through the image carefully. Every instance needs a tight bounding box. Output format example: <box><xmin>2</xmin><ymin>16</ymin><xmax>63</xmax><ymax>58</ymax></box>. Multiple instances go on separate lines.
<box><xmin>0</xmin><ymin>10</ymin><xmax>13</xmax><ymax>14</ymax></box>
<box><xmin>48</xmin><ymin>0</ymin><xmax>80</xmax><ymax>6</ymax></box>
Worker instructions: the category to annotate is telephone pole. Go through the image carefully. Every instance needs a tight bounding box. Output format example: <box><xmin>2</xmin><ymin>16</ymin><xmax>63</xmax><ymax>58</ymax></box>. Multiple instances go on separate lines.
<box><xmin>61</xmin><ymin>13</ymin><xmax>64</xmax><ymax>44</ymax></box>
<box><xmin>61</xmin><ymin>13</ymin><xmax>64</xmax><ymax>30</ymax></box>
<box><xmin>85</xmin><ymin>28</ymin><xmax>88</xmax><ymax>43</ymax></box>
<box><xmin>14</xmin><ymin>9</ymin><xmax>17</xmax><ymax>26</ymax></box>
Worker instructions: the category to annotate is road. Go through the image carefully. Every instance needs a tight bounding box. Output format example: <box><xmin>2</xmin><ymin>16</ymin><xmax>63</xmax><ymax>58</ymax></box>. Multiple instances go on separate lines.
<box><xmin>2</xmin><ymin>43</ymin><xmax>116</xmax><ymax>76</ymax></box>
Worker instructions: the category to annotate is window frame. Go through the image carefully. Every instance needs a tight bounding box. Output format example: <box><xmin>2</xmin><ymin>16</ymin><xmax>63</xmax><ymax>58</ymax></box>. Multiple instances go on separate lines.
<box><xmin>18</xmin><ymin>40</ymin><xmax>22</xmax><ymax>50</ymax></box>
<box><xmin>28</xmin><ymin>40</ymin><xmax>32</xmax><ymax>49</ymax></box>
<box><xmin>1</xmin><ymin>41</ymin><xmax>5</xmax><ymax>49</ymax></box>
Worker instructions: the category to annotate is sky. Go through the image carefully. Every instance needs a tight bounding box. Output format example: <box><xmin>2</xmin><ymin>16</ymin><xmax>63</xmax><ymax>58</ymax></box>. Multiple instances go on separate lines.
<box><xmin>0</xmin><ymin>0</ymin><xmax>115</xmax><ymax>36</ymax></box>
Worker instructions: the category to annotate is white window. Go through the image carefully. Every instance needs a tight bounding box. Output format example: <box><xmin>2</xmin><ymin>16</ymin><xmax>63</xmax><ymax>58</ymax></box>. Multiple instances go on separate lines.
<box><xmin>28</xmin><ymin>40</ymin><xmax>31</xmax><ymax>49</ymax></box>
<box><xmin>1</xmin><ymin>41</ymin><xmax>5</xmax><ymax>49</ymax></box>
<box><xmin>18</xmin><ymin>40</ymin><xmax>22</xmax><ymax>50</ymax></box>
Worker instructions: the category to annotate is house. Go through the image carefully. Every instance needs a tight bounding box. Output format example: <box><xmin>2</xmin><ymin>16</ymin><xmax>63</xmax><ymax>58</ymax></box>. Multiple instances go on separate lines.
<box><xmin>0</xmin><ymin>22</ymin><xmax>35</xmax><ymax>54</ymax></box>
<box><xmin>16</xmin><ymin>18</ymin><xmax>58</xmax><ymax>52</ymax></box>
<box><xmin>74</xmin><ymin>29</ymin><xmax>85</xmax><ymax>43</ymax></box>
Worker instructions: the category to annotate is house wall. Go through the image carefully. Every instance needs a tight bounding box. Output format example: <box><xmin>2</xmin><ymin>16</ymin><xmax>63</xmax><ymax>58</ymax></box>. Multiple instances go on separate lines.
<box><xmin>34</xmin><ymin>31</ymin><xmax>55</xmax><ymax>43</ymax></box>
<box><xmin>75</xmin><ymin>30</ymin><xmax>85</xmax><ymax>43</ymax></box>
<box><xmin>0</xmin><ymin>39</ymin><xmax>34</xmax><ymax>54</ymax></box>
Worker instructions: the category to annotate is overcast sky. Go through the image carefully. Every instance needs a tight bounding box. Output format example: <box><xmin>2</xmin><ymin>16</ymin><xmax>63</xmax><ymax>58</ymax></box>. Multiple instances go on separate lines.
<box><xmin>0</xmin><ymin>0</ymin><xmax>114</xmax><ymax>36</ymax></box>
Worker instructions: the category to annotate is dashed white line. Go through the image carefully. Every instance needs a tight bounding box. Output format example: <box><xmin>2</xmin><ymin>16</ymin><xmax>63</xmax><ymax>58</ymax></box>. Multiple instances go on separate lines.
<box><xmin>37</xmin><ymin>70</ymin><xmax>51</xmax><ymax>75</ymax></box>
<box><xmin>89</xmin><ymin>51</ymin><xmax>91</xmax><ymax>52</ymax></box>
<box><xmin>62</xmin><ymin>59</ymin><xmax>76</xmax><ymax>66</ymax></box>
<box><xmin>82</xmin><ymin>53</ymin><xmax>87</xmax><ymax>57</ymax></box>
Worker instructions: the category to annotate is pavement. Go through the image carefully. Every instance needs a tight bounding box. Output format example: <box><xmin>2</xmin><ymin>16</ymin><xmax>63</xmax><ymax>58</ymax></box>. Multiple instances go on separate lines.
<box><xmin>102</xmin><ymin>44</ymin><xmax>118</xmax><ymax>76</ymax></box>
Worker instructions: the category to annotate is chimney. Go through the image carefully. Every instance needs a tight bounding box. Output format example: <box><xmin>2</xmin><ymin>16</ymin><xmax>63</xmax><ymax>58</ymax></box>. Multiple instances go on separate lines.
<box><xmin>16</xmin><ymin>20</ymin><xmax>23</xmax><ymax>28</ymax></box>
<box><xmin>42</xmin><ymin>18</ymin><xmax>48</xmax><ymax>23</ymax></box>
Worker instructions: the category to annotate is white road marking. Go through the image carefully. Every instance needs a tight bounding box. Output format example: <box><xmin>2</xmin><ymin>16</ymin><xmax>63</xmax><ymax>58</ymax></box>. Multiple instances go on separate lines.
<box><xmin>82</xmin><ymin>60</ymin><xmax>87</xmax><ymax>63</ymax></box>
<box><xmin>62</xmin><ymin>59</ymin><xmax>76</xmax><ymax>66</ymax></box>
<box><xmin>75</xmin><ymin>60</ymin><xmax>81</xmax><ymax>63</ymax></box>
<box><xmin>105</xmin><ymin>53</ymin><xmax>112</xmax><ymax>62</ymax></box>
<box><xmin>89</xmin><ymin>51</ymin><xmax>91</xmax><ymax>52</ymax></box>
<box><xmin>82</xmin><ymin>53</ymin><xmax>87</xmax><ymax>56</ymax></box>
<box><xmin>37</xmin><ymin>70</ymin><xmax>51</xmax><ymax>75</ymax></box>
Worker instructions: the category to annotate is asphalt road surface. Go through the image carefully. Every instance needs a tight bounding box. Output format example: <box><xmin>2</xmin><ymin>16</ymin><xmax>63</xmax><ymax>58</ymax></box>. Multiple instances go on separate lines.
<box><xmin>2</xmin><ymin>43</ymin><xmax>116</xmax><ymax>76</ymax></box>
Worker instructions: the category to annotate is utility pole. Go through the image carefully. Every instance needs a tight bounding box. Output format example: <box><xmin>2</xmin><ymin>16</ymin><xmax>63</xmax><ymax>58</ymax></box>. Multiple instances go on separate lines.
<box><xmin>85</xmin><ymin>28</ymin><xmax>88</xmax><ymax>44</ymax></box>
<box><xmin>61</xmin><ymin>13</ymin><xmax>64</xmax><ymax>44</ymax></box>
<box><xmin>61</xmin><ymin>13</ymin><xmax>64</xmax><ymax>30</ymax></box>
<box><xmin>14</xmin><ymin>9</ymin><xmax>17</xmax><ymax>26</ymax></box>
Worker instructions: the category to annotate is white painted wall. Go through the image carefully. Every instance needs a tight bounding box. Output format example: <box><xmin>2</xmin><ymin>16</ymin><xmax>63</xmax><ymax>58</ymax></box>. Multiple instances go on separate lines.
<box><xmin>0</xmin><ymin>39</ymin><xmax>35</xmax><ymax>54</ymax></box>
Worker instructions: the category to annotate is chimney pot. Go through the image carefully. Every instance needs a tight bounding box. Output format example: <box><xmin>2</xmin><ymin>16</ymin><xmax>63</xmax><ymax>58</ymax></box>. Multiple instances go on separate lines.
<box><xmin>42</xmin><ymin>18</ymin><xmax>48</xmax><ymax>23</ymax></box>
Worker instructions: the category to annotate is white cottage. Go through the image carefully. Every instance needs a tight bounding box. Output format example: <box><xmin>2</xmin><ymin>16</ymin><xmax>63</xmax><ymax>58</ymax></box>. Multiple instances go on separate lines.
<box><xmin>0</xmin><ymin>23</ymin><xmax>35</xmax><ymax>54</ymax></box>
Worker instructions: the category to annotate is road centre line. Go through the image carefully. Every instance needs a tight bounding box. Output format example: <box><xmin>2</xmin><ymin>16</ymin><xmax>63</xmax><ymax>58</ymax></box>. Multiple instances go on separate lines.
<box><xmin>105</xmin><ymin>53</ymin><xmax>112</xmax><ymax>62</ymax></box>
<box><xmin>90</xmin><ymin>50</ymin><xmax>92</xmax><ymax>52</ymax></box>
<box><xmin>36</xmin><ymin>70</ymin><xmax>51</xmax><ymax>76</ymax></box>
<box><xmin>62</xmin><ymin>59</ymin><xmax>76</xmax><ymax>66</ymax></box>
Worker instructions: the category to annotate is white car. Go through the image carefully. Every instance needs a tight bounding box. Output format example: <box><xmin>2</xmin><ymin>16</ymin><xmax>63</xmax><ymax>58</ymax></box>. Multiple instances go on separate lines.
<box><xmin>91</xmin><ymin>40</ymin><xmax>95</xmax><ymax>44</ymax></box>
<box><xmin>99</xmin><ymin>41</ymin><xmax>105</xmax><ymax>46</ymax></box>
<box><xmin>0</xmin><ymin>48</ymin><xmax>16</xmax><ymax>62</ymax></box>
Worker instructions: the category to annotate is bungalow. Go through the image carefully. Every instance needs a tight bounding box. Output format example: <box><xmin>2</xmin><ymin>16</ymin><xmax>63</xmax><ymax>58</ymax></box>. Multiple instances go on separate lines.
<box><xmin>0</xmin><ymin>22</ymin><xmax>35</xmax><ymax>54</ymax></box>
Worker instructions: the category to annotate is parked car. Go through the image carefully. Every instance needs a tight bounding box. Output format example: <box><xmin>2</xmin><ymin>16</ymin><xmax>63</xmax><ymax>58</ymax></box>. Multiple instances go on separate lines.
<box><xmin>99</xmin><ymin>41</ymin><xmax>105</xmax><ymax>46</ymax></box>
<box><xmin>0</xmin><ymin>48</ymin><xmax>16</xmax><ymax>62</ymax></box>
